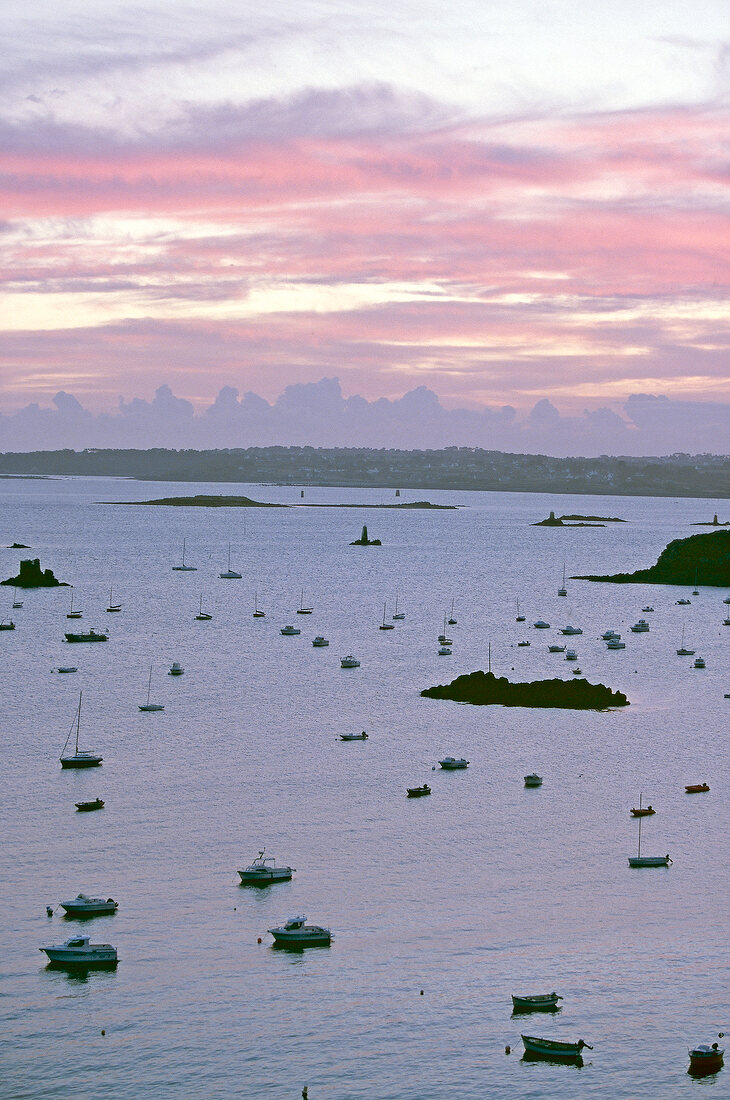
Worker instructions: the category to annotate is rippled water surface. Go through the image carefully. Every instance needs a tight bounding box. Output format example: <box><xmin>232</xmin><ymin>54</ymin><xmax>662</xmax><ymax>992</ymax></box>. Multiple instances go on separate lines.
<box><xmin>1</xmin><ymin>477</ymin><xmax>728</xmax><ymax>1099</ymax></box>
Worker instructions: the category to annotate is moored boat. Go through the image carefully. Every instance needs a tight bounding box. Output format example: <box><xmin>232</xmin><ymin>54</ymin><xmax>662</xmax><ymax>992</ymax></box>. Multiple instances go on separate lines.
<box><xmin>685</xmin><ymin>782</ymin><xmax>709</xmax><ymax>793</ymax></box>
<box><xmin>168</xmin><ymin>662</ymin><xmax>184</xmax><ymax>675</ymax></box>
<box><xmin>59</xmin><ymin>894</ymin><xmax>117</xmax><ymax>916</ymax></box>
<box><xmin>238</xmin><ymin>850</ymin><xmax>294</xmax><ymax>885</ymax></box>
<box><xmin>521</xmin><ymin>1034</ymin><xmax>591</xmax><ymax>1062</ymax></box>
<box><xmin>268</xmin><ymin>915</ymin><xmax>330</xmax><ymax>947</ymax></box>
<box><xmin>40</xmin><ymin>935</ymin><xmax>118</xmax><ymax>968</ymax></box>
<box><xmin>60</xmin><ymin>693</ymin><xmax>102</xmax><ymax>768</ymax></box>
<box><xmin>0</xmin><ymin>620</ymin><xmax>16</xmax><ymax>630</ymax></box>
<box><xmin>340</xmin><ymin>731</ymin><xmax>368</xmax><ymax>740</ymax></box>
<box><xmin>75</xmin><ymin>798</ymin><xmax>104</xmax><ymax>812</ymax></box>
<box><xmin>631</xmin><ymin>619</ymin><xmax>650</xmax><ymax>632</ymax></box>
<box><xmin>439</xmin><ymin>757</ymin><xmax>468</xmax><ymax>769</ymax></box>
<box><xmin>688</xmin><ymin>1041</ymin><xmax>724</xmax><ymax>1076</ymax></box>
<box><xmin>64</xmin><ymin>629</ymin><xmax>107</xmax><ymax>643</ymax></box>
<box><xmin>281</xmin><ymin>624</ymin><xmax>301</xmax><ymax>635</ymax></box>
<box><xmin>512</xmin><ymin>992</ymin><xmax>561</xmax><ymax>1012</ymax></box>
<box><xmin>312</xmin><ymin>636</ymin><xmax>329</xmax><ymax>647</ymax></box>
<box><xmin>340</xmin><ymin>654</ymin><xmax>360</xmax><ymax>668</ymax></box>
<box><xmin>524</xmin><ymin>773</ymin><xmax>542</xmax><ymax>787</ymax></box>
<box><xmin>407</xmin><ymin>784</ymin><xmax>431</xmax><ymax>797</ymax></box>
<box><xmin>628</xmin><ymin>812</ymin><xmax>670</xmax><ymax>867</ymax></box>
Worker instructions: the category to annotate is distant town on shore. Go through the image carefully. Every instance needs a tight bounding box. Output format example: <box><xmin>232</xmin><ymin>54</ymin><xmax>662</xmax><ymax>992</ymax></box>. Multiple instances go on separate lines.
<box><xmin>0</xmin><ymin>447</ymin><xmax>727</xmax><ymax>499</ymax></box>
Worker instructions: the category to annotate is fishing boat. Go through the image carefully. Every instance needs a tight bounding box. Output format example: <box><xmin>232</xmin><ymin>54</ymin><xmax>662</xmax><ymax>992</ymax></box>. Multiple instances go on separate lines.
<box><xmin>407</xmin><ymin>784</ymin><xmax>431</xmax><ymax>797</ymax></box>
<box><xmin>168</xmin><ymin>662</ymin><xmax>184</xmax><ymax>676</ymax></box>
<box><xmin>66</xmin><ymin>591</ymin><xmax>82</xmax><ymax>619</ymax></box>
<box><xmin>606</xmin><ymin>637</ymin><xmax>626</xmax><ymax>649</ymax></box>
<box><xmin>379</xmin><ymin>602</ymin><xmax>395</xmax><ymax>630</ymax></box>
<box><xmin>558</xmin><ymin>564</ymin><xmax>567</xmax><ymax>597</ymax></box>
<box><xmin>106</xmin><ymin>588</ymin><xmax>121</xmax><ymax>612</ymax></box>
<box><xmin>172</xmin><ymin>538</ymin><xmax>197</xmax><ymax>571</ymax></box>
<box><xmin>312</xmin><ymin>635</ymin><xmax>329</xmax><ymax>647</ymax></box>
<box><xmin>628</xmin><ymin>813</ymin><xmax>670</xmax><ymax>867</ymax></box>
<box><xmin>268</xmin><ymin>915</ymin><xmax>330</xmax><ymax>948</ymax></box>
<box><xmin>60</xmin><ymin>693</ymin><xmax>102</xmax><ymax>768</ymax></box>
<box><xmin>688</xmin><ymin>1040</ymin><xmax>724</xmax><ymax>1076</ymax></box>
<box><xmin>195</xmin><ymin>595</ymin><xmax>212</xmax><ymax>621</ymax></box>
<box><xmin>296</xmin><ymin>590</ymin><xmax>313</xmax><ymax>614</ymax></box>
<box><xmin>40</xmin><ymin>935</ymin><xmax>118</xmax><ymax>968</ymax></box>
<box><xmin>515</xmin><ymin>599</ymin><xmax>525</xmax><ymax>623</ymax></box>
<box><xmin>517</xmin><ymin>640</ymin><xmax>530</xmax><ymax>647</ymax></box>
<box><xmin>548</xmin><ymin>644</ymin><xmax>565</xmax><ymax>653</ymax></box>
<box><xmin>75</xmin><ymin>798</ymin><xmax>104</xmax><ymax>812</ymax></box>
<box><xmin>340</xmin><ymin>655</ymin><xmax>360</xmax><ymax>668</ymax></box>
<box><xmin>560</xmin><ymin>624</ymin><xmax>582</xmax><ymax>635</ymax></box>
<box><xmin>64</xmin><ymin>629</ymin><xmax>107</xmax><ymax>643</ymax></box>
<box><xmin>238</xmin><ymin>850</ymin><xmax>294</xmax><ymax>885</ymax></box>
<box><xmin>438</xmin><ymin>645</ymin><xmax>452</xmax><ymax>655</ymax></box>
<box><xmin>601</xmin><ymin>630</ymin><xmax>620</xmax><ymax>640</ymax></box>
<box><xmin>630</xmin><ymin>619</ymin><xmax>650</xmax><ymax>632</ymax></box>
<box><xmin>439</xmin><ymin>757</ymin><xmax>469</xmax><ymax>769</ymax></box>
<box><xmin>219</xmin><ymin>544</ymin><xmax>242</xmax><ymax>579</ymax></box>
<box><xmin>253</xmin><ymin>591</ymin><xmax>265</xmax><ymax>618</ymax></box>
<box><xmin>630</xmin><ymin>793</ymin><xmax>654</xmax><ymax>817</ymax></box>
<box><xmin>392</xmin><ymin>596</ymin><xmax>405</xmax><ymax>621</ymax></box>
<box><xmin>676</xmin><ymin>627</ymin><xmax>695</xmax><ymax>656</ymax></box>
<box><xmin>340</xmin><ymin>731</ymin><xmax>368</xmax><ymax>740</ymax></box>
<box><xmin>447</xmin><ymin>598</ymin><xmax>457</xmax><ymax>625</ymax></box>
<box><xmin>12</xmin><ymin>589</ymin><xmax>23</xmax><ymax>608</ymax></box>
<box><xmin>685</xmin><ymin>782</ymin><xmax>709</xmax><ymax>793</ymax></box>
<box><xmin>524</xmin><ymin>773</ymin><xmax>543</xmax><ymax>787</ymax></box>
<box><xmin>521</xmin><ymin>1035</ymin><xmax>591</xmax><ymax>1062</ymax></box>
<box><xmin>693</xmin><ymin>656</ymin><xmax>706</xmax><ymax>669</ymax></box>
<box><xmin>564</xmin><ymin>648</ymin><xmax>578</xmax><ymax>661</ymax></box>
<box><xmin>533</xmin><ymin>620</ymin><xmax>550</xmax><ymax>629</ymax></box>
<box><xmin>138</xmin><ymin>665</ymin><xmax>164</xmax><ymax>712</ymax></box>
<box><xmin>512</xmin><ymin>992</ymin><xmax>561</xmax><ymax>1012</ymax></box>
<box><xmin>281</xmin><ymin>624</ymin><xmax>301</xmax><ymax>636</ymax></box>
<box><xmin>59</xmin><ymin>894</ymin><xmax>117</xmax><ymax>916</ymax></box>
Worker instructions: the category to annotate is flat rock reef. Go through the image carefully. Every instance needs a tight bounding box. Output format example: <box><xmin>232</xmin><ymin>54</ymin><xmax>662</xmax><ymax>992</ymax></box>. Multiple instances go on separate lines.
<box><xmin>575</xmin><ymin>530</ymin><xmax>730</xmax><ymax>586</ymax></box>
<box><xmin>421</xmin><ymin>670</ymin><xmax>629</xmax><ymax>710</ymax></box>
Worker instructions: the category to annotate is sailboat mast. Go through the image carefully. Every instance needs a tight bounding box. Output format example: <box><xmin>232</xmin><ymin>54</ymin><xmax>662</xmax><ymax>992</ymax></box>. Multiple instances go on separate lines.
<box><xmin>637</xmin><ymin>814</ymin><xmax>642</xmax><ymax>858</ymax></box>
<box><xmin>75</xmin><ymin>692</ymin><xmax>82</xmax><ymax>753</ymax></box>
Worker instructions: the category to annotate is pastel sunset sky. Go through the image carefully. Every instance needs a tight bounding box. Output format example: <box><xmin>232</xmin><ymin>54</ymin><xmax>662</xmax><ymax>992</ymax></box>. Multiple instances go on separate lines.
<box><xmin>1</xmin><ymin>0</ymin><xmax>728</xmax><ymax>437</ymax></box>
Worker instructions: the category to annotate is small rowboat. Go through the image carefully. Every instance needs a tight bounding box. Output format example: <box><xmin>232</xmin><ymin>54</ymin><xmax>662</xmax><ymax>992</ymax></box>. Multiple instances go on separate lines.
<box><xmin>340</xmin><ymin>731</ymin><xmax>368</xmax><ymax>741</ymax></box>
<box><xmin>512</xmin><ymin>992</ymin><xmax>561</xmax><ymax>1012</ymax></box>
<box><xmin>407</xmin><ymin>784</ymin><xmax>431</xmax><ymax>798</ymax></box>
<box><xmin>685</xmin><ymin>782</ymin><xmax>709</xmax><ymax>793</ymax></box>
<box><xmin>75</xmin><ymin>798</ymin><xmax>104</xmax><ymax>812</ymax></box>
<box><xmin>688</xmin><ymin>1041</ymin><xmax>724</xmax><ymax>1076</ymax></box>
<box><xmin>631</xmin><ymin>805</ymin><xmax>655</xmax><ymax>817</ymax></box>
<box><xmin>521</xmin><ymin>1034</ymin><xmax>592</xmax><ymax>1062</ymax></box>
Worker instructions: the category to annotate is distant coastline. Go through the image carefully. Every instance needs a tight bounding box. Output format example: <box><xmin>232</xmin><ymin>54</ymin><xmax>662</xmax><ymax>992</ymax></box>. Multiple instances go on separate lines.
<box><xmin>105</xmin><ymin>495</ymin><xmax>455</xmax><ymax>509</ymax></box>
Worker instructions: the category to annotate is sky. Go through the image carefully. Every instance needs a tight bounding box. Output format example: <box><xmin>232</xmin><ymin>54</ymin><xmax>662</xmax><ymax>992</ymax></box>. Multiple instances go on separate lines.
<box><xmin>0</xmin><ymin>0</ymin><xmax>728</xmax><ymax>453</ymax></box>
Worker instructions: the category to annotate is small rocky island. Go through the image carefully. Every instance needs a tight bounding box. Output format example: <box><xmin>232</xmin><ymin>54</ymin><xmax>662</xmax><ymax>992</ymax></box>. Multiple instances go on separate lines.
<box><xmin>532</xmin><ymin>510</ymin><xmax>607</xmax><ymax>528</ymax></box>
<box><xmin>112</xmin><ymin>494</ymin><xmax>285</xmax><ymax>507</ymax></box>
<box><xmin>576</xmin><ymin>530</ymin><xmax>730</xmax><ymax>587</ymax></box>
<box><xmin>691</xmin><ymin>514</ymin><xmax>729</xmax><ymax>527</ymax></box>
<box><xmin>350</xmin><ymin>524</ymin><xmax>381</xmax><ymax>546</ymax></box>
<box><xmin>1</xmin><ymin>558</ymin><xmax>68</xmax><ymax>588</ymax></box>
<box><xmin>421</xmin><ymin>670</ymin><xmax>629</xmax><ymax>710</ymax></box>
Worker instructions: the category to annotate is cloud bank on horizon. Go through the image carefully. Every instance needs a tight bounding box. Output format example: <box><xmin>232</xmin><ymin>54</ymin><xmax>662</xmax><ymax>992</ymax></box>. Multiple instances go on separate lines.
<box><xmin>0</xmin><ymin>0</ymin><xmax>728</xmax><ymax>453</ymax></box>
<box><xmin>1</xmin><ymin>379</ymin><xmax>728</xmax><ymax>457</ymax></box>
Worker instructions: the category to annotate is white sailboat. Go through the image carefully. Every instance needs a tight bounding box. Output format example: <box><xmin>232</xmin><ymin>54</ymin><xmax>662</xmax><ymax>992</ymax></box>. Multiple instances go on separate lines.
<box><xmin>60</xmin><ymin>692</ymin><xmax>102</xmax><ymax>768</ymax></box>
<box><xmin>11</xmin><ymin>588</ymin><xmax>23</xmax><ymax>609</ymax></box>
<box><xmin>106</xmin><ymin>587</ymin><xmax>121</xmax><ymax>612</ymax></box>
<box><xmin>392</xmin><ymin>596</ymin><xmax>405</xmax><ymax>621</ymax></box>
<box><xmin>139</xmin><ymin>664</ymin><xmax>164</xmax><ymax>712</ymax></box>
<box><xmin>220</xmin><ymin>544</ymin><xmax>242</xmax><ymax>579</ymax></box>
<box><xmin>195</xmin><ymin>594</ymin><xmax>213</xmax><ymax>621</ymax></box>
<box><xmin>296</xmin><ymin>589</ymin><xmax>313</xmax><ymax>614</ymax></box>
<box><xmin>379</xmin><ymin>601</ymin><xmax>395</xmax><ymax>630</ymax></box>
<box><xmin>66</xmin><ymin>591</ymin><xmax>82</xmax><ymax>619</ymax></box>
<box><xmin>448</xmin><ymin>598</ymin><xmax>457</xmax><ymax>625</ymax></box>
<box><xmin>253</xmin><ymin>591</ymin><xmax>265</xmax><ymax>618</ymax></box>
<box><xmin>516</xmin><ymin>599</ymin><xmax>525</xmax><ymax>623</ymax></box>
<box><xmin>558</xmin><ymin>564</ymin><xmax>567</xmax><ymax>597</ymax></box>
<box><xmin>172</xmin><ymin>539</ymin><xmax>197</xmax><ymax>572</ymax></box>
<box><xmin>676</xmin><ymin>626</ymin><xmax>695</xmax><ymax>656</ymax></box>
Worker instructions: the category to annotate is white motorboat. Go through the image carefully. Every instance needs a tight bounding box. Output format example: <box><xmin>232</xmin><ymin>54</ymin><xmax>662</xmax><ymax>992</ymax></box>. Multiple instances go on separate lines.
<box><xmin>533</xmin><ymin>620</ymin><xmax>550</xmax><ymax>629</ymax></box>
<box><xmin>606</xmin><ymin>638</ymin><xmax>626</xmax><ymax>649</ymax></box>
<box><xmin>439</xmin><ymin>757</ymin><xmax>469</xmax><ymax>769</ymax></box>
<box><xmin>268</xmin><ymin>915</ymin><xmax>331</xmax><ymax>948</ymax></box>
<box><xmin>524</xmin><ymin>773</ymin><xmax>543</xmax><ymax>787</ymax></box>
<box><xmin>168</xmin><ymin>662</ymin><xmax>184</xmax><ymax>675</ymax></box>
<box><xmin>60</xmin><ymin>693</ymin><xmax>102</xmax><ymax>769</ymax></box>
<box><xmin>438</xmin><ymin>646</ymin><xmax>452</xmax><ymax>655</ymax></box>
<box><xmin>564</xmin><ymin>648</ymin><xmax>578</xmax><ymax>660</ymax></box>
<box><xmin>281</xmin><ymin>624</ymin><xmax>301</xmax><ymax>635</ymax></box>
<box><xmin>548</xmin><ymin>644</ymin><xmax>565</xmax><ymax>653</ymax></box>
<box><xmin>59</xmin><ymin>894</ymin><xmax>118</xmax><ymax>917</ymax></box>
<box><xmin>560</xmin><ymin>624</ymin><xmax>582</xmax><ymax>635</ymax></box>
<box><xmin>40</xmin><ymin>935</ymin><xmax>118</xmax><ymax>968</ymax></box>
<box><xmin>676</xmin><ymin>598</ymin><xmax>691</xmax><ymax>605</ymax></box>
<box><xmin>601</xmin><ymin>630</ymin><xmax>620</xmax><ymax>640</ymax></box>
<box><xmin>340</xmin><ymin>655</ymin><xmax>360</xmax><ymax>668</ymax></box>
<box><xmin>172</xmin><ymin>538</ymin><xmax>197</xmax><ymax>571</ymax></box>
<box><xmin>219</xmin><ymin>544</ymin><xmax>242</xmax><ymax>579</ymax></box>
<box><xmin>630</xmin><ymin>619</ymin><xmax>650</xmax><ymax>632</ymax></box>
<box><xmin>694</xmin><ymin>656</ymin><xmax>706</xmax><ymax>668</ymax></box>
<box><xmin>340</xmin><ymin>731</ymin><xmax>368</xmax><ymax>740</ymax></box>
<box><xmin>238</xmin><ymin>850</ymin><xmax>294</xmax><ymax>885</ymax></box>
<box><xmin>139</xmin><ymin>665</ymin><xmax>164</xmax><ymax>711</ymax></box>
<box><xmin>312</xmin><ymin>636</ymin><xmax>329</xmax><ymax>647</ymax></box>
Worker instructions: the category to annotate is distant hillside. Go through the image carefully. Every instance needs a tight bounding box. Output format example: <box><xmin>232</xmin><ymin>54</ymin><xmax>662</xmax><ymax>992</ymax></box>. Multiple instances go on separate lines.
<box><xmin>0</xmin><ymin>446</ymin><xmax>727</xmax><ymax>498</ymax></box>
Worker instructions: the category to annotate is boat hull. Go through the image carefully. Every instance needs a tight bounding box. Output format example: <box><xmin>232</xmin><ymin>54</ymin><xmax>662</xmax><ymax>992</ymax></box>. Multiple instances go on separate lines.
<box><xmin>512</xmin><ymin>995</ymin><xmax>561</xmax><ymax>1012</ymax></box>
<box><xmin>628</xmin><ymin>856</ymin><xmax>670</xmax><ymax>867</ymax></box>
<box><xmin>238</xmin><ymin>870</ymin><xmax>293</xmax><ymax>885</ymax></box>
<box><xmin>688</xmin><ymin>1049</ymin><xmax>724</xmax><ymax>1076</ymax></box>
<box><xmin>42</xmin><ymin>950</ymin><xmax>118</xmax><ymax>968</ymax></box>
<box><xmin>270</xmin><ymin>931</ymin><xmax>330</xmax><ymax>948</ymax></box>
<box><xmin>75</xmin><ymin>800</ymin><xmax>104</xmax><ymax>811</ymax></box>
<box><xmin>61</xmin><ymin>902</ymin><xmax>117</xmax><ymax>917</ymax></box>
<box><xmin>64</xmin><ymin>633</ymin><xmax>107</xmax><ymax>643</ymax></box>
<box><xmin>521</xmin><ymin>1035</ymin><xmax>587</xmax><ymax>1062</ymax></box>
<box><xmin>61</xmin><ymin>756</ymin><xmax>102</xmax><ymax>768</ymax></box>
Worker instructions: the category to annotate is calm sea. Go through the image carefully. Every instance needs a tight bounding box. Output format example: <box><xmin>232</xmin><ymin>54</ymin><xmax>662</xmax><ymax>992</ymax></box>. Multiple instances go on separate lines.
<box><xmin>0</xmin><ymin>477</ymin><xmax>728</xmax><ymax>1099</ymax></box>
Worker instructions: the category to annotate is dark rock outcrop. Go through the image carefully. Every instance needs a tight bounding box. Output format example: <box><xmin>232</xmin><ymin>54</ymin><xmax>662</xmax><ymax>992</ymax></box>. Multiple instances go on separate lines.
<box><xmin>350</xmin><ymin>524</ymin><xmax>381</xmax><ymax>546</ymax></box>
<box><xmin>576</xmin><ymin>530</ymin><xmax>730</xmax><ymax>587</ymax></box>
<box><xmin>421</xmin><ymin>670</ymin><xmax>628</xmax><ymax>710</ymax></box>
<box><xmin>1</xmin><ymin>558</ymin><xmax>68</xmax><ymax>587</ymax></box>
